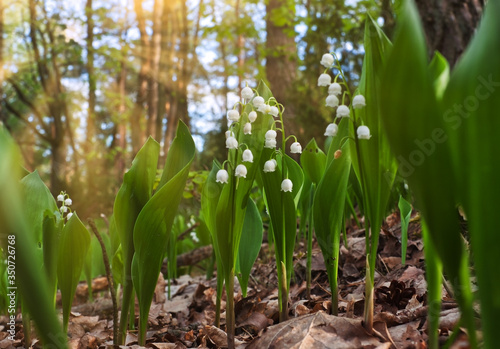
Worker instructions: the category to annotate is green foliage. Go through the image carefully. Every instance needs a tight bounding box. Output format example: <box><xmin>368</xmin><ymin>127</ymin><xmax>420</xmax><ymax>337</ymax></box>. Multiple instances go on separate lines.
<box><xmin>57</xmin><ymin>213</ymin><xmax>91</xmax><ymax>332</ymax></box>
<box><xmin>131</xmin><ymin>121</ymin><xmax>195</xmax><ymax>345</ymax></box>
<box><xmin>0</xmin><ymin>126</ymin><xmax>68</xmax><ymax>348</ymax></box>
<box><xmin>313</xmin><ymin>118</ymin><xmax>351</xmax><ymax>314</ymax></box>
<box><xmin>398</xmin><ymin>195</ymin><xmax>412</xmax><ymax>265</ymax></box>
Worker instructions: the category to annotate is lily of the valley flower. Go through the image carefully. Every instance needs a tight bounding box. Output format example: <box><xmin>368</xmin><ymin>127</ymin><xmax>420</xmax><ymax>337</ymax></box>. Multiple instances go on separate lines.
<box><xmin>357</xmin><ymin>125</ymin><xmax>371</xmax><ymax>140</ymax></box>
<box><xmin>265</xmin><ymin>139</ymin><xmax>277</xmax><ymax>149</ymax></box>
<box><xmin>253</xmin><ymin>96</ymin><xmax>265</xmax><ymax>108</ymax></box>
<box><xmin>244</xmin><ymin>122</ymin><xmax>252</xmax><ymax>135</ymax></box>
<box><xmin>320</xmin><ymin>53</ymin><xmax>334</xmax><ymax>68</ymax></box>
<box><xmin>235</xmin><ymin>164</ymin><xmax>247</xmax><ymax>178</ymax></box>
<box><xmin>66</xmin><ymin>212</ymin><xmax>73</xmax><ymax>220</ymax></box>
<box><xmin>225</xmin><ymin>130</ymin><xmax>235</xmax><ymax>139</ymax></box>
<box><xmin>248</xmin><ymin>111</ymin><xmax>257</xmax><ymax>123</ymax></box>
<box><xmin>336</xmin><ymin>105</ymin><xmax>350</xmax><ymax>118</ymax></box>
<box><xmin>290</xmin><ymin>142</ymin><xmax>302</xmax><ymax>154</ymax></box>
<box><xmin>241</xmin><ymin>86</ymin><xmax>254</xmax><ymax>100</ymax></box>
<box><xmin>65</xmin><ymin>198</ymin><xmax>72</xmax><ymax>206</ymax></box>
<box><xmin>227</xmin><ymin>109</ymin><xmax>240</xmax><ymax>122</ymax></box>
<box><xmin>352</xmin><ymin>95</ymin><xmax>366</xmax><ymax>109</ymax></box>
<box><xmin>334</xmin><ymin>150</ymin><xmax>342</xmax><ymax>159</ymax></box>
<box><xmin>281</xmin><ymin>179</ymin><xmax>293</xmax><ymax>192</ymax></box>
<box><xmin>263</xmin><ymin>159</ymin><xmax>277</xmax><ymax>173</ymax></box>
<box><xmin>265</xmin><ymin>130</ymin><xmax>277</xmax><ymax>140</ymax></box>
<box><xmin>57</xmin><ymin>194</ymin><xmax>64</xmax><ymax>202</ymax></box>
<box><xmin>258</xmin><ymin>104</ymin><xmax>272</xmax><ymax>114</ymax></box>
<box><xmin>318</xmin><ymin>73</ymin><xmax>332</xmax><ymax>87</ymax></box>
<box><xmin>226</xmin><ymin>136</ymin><xmax>238</xmax><ymax>149</ymax></box>
<box><xmin>216</xmin><ymin>169</ymin><xmax>229</xmax><ymax>183</ymax></box>
<box><xmin>326</xmin><ymin>94</ymin><xmax>339</xmax><ymax>108</ymax></box>
<box><xmin>324</xmin><ymin>123</ymin><xmax>338</xmax><ymax>137</ymax></box>
<box><xmin>269</xmin><ymin>106</ymin><xmax>279</xmax><ymax>117</ymax></box>
<box><xmin>60</xmin><ymin>206</ymin><xmax>68</xmax><ymax>213</ymax></box>
<box><xmin>328</xmin><ymin>83</ymin><xmax>342</xmax><ymax>96</ymax></box>
<box><xmin>242</xmin><ymin>149</ymin><xmax>253</xmax><ymax>163</ymax></box>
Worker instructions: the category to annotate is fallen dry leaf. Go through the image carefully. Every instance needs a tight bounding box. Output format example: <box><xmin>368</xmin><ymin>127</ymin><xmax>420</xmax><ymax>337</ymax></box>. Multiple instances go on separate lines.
<box><xmin>247</xmin><ymin>311</ymin><xmax>387</xmax><ymax>349</ymax></box>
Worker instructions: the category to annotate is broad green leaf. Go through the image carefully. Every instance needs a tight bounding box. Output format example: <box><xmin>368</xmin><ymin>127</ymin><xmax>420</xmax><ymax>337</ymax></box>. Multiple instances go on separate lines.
<box><xmin>0</xmin><ymin>127</ymin><xmax>68</xmax><ymax>348</ymax></box>
<box><xmin>42</xmin><ymin>211</ymin><xmax>63</xmax><ymax>306</ymax></box>
<box><xmin>442</xmin><ymin>1</ymin><xmax>500</xmax><ymax>346</ymax></box>
<box><xmin>113</xmin><ymin>136</ymin><xmax>159</xmax><ymax>343</ymax></box>
<box><xmin>300</xmin><ymin>138</ymin><xmax>326</xmax><ymax>184</ymax></box>
<box><xmin>313</xmin><ymin>118</ymin><xmax>351</xmax><ymax>314</ymax></box>
<box><xmin>380</xmin><ymin>0</ymin><xmax>475</xmax><ymax>343</ymax></box>
<box><xmin>57</xmin><ymin>213</ymin><xmax>91</xmax><ymax>332</ymax></box>
<box><xmin>237</xmin><ymin>198</ymin><xmax>263</xmax><ymax>297</ymax></box>
<box><xmin>131</xmin><ymin>121</ymin><xmax>195</xmax><ymax>345</ymax></box>
<box><xmin>398</xmin><ymin>195</ymin><xmax>412</xmax><ymax>265</ymax></box>
<box><xmin>20</xmin><ymin>171</ymin><xmax>58</xmax><ymax>248</ymax></box>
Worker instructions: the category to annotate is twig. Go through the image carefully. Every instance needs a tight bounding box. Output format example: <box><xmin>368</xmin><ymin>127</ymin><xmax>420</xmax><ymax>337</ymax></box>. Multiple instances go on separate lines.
<box><xmin>88</xmin><ymin>219</ymin><xmax>118</xmax><ymax>345</ymax></box>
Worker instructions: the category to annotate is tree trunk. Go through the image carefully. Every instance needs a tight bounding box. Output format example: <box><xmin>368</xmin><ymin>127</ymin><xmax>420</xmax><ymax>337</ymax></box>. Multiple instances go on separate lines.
<box><xmin>265</xmin><ymin>0</ymin><xmax>298</xmax><ymax>133</ymax></box>
<box><xmin>147</xmin><ymin>0</ymin><xmax>163</xmax><ymax>141</ymax></box>
<box><xmin>415</xmin><ymin>0</ymin><xmax>484</xmax><ymax>67</ymax></box>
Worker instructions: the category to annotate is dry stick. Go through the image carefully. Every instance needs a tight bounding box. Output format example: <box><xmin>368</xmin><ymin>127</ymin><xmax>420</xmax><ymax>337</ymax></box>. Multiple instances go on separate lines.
<box><xmin>88</xmin><ymin>219</ymin><xmax>118</xmax><ymax>345</ymax></box>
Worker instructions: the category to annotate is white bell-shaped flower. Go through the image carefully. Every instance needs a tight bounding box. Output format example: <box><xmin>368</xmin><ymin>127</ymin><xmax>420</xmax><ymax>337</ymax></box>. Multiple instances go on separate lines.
<box><xmin>242</xmin><ymin>149</ymin><xmax>254</xmax><ymax>163</ymax></box>
<box><xmin>325</xmin><ymin>94</ymin><xmax>339</xmax><ymax>108</ymax></box>
<box><xmin>226</xmin><ymin>136</ymin><xmax>238</xmax><ymax>149</ymax></box>
<box><xmin>241</xmin><ymin>86</ymin><xmax>254</xmax><ymax>100</ymax></box>
<box><xmin>57</xmin><ymin>194</ymin><xmax>64</xmax><ymax>202</ymax></box>
<box><xmin>328</xmin><ymin>83</ymin><xmax>342</xmax><ymax>96</ymax></box>
<box><xmin>225</xmin><ymin>130</ymin><xmax>235</xmax><ymax>139</ymax></box>
<box><xmin>281</xmin><ymin>179</ymin><xmax>293</xmax><ymax>192</ymax></box>
<box><xmin>66</xmin><ymin>212</ymin><xmax>73</xmax><ymax>220</ymax></box>
<box><xmin>248</xmin><ymin>111</ymin><xmax>257</xmax><ymax>123</ymax></box>
<box><xmin>258</xmin><ymin>104</ymin><xmax>272</xmax><ymax>114</ymax></box>
<box><xmin>290</xmin><ymin>142</ymin><xmax>302</xmax><ymax>154</ymax></box>
<box><xmin>227</xmin><ymin>109</ymin><xmax>240</xmax><ymax>122</ymax></box>
<box><xmin>336</xmin><ymin>105</ymin><xmax>350</xmax><ymax>118</ymax></box>
<box><xmin>265</xmin><ymin>130</ymin><xmax>277</xmax><ymax>140</ymax></box>
<box><xmin>320</xmin><ymin>53</ymin><xmax>334</xmax><ymax>68</ymax></box>
<box><xmin>216</xmin><ymin>169</ymin><xmax>229</xmax><ymax>183</ymax></box>
<box><xmin>244</xmin><ymin>122</ymin><xmax>252</xmax><ymax>135</ymax></box>
<box><xmin>357</xmin><ymin>125</ymin><xmax>371</xmax><ymax>140</ymax></box>
<box><xmin>324</xmin><ymin>123</ymin><xmax>338</xmax><ymax>137</ymax></box>
<box><xmin>270</xmin><ymin>106</ymin><xmax>279</xmax><ymax>117</ymax></box>
<box><xmin>60</xmin><ymin>206</ymin><xmax>68</xmax><ymax>213</ymax></box>
<box><xmin>253</xmin><ymin>96</ymin><xmax>265</xmax><ymax>108</ymax></box>
<box><xmin>64</xmin><ymin>198</ymin><xmax>72</xmax><ymax>206</ymax></box>
<box><xmin>235</xmin><ymin>164</ymin><xmax>247</xmax><ymax>178</ymax></box>
<box><xmin>318</xmin><ymin>73</ymin><xmax>332</xmax><ymax>86</ymax></box>
<box><xmin>263</xmin><ymin>159</ymin><xmax>277</xmax><ymax>173</ymax></box>
<box><xmin>265</xmin><ymin>139</ymin><xmax>277</xmax><ymax>149</ymax></box>
<box><xmin>352</xmin><ymin>95</ymin><xmax>366</xmax><ymax>109</ymax></box>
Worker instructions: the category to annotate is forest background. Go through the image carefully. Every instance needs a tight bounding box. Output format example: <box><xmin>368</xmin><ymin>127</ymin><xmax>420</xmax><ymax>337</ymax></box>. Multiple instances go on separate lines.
<box><xmin>0</xmin><ymin>0</ymin><xmax>483</xmax><ymax>219</ymax></box>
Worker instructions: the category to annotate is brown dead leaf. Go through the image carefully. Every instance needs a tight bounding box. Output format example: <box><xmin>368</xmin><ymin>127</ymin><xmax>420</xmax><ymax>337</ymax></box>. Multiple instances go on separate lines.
<box><xmin>247</xmin><ymin>311</ymin><xmax>387</xmax><ymax>349</ymax></box>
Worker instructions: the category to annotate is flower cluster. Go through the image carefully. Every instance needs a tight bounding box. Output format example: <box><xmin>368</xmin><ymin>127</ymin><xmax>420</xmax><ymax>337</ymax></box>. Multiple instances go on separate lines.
<box><xmin>318</xmin><ymin>52</ymin><xmax>371</xmax><ymax>141</ymax></box>
<box><xmin>216</xmin><ymin>83</ymin><xmax>301</xmax><ymax>193</ymax></box>
<box><xmin>57</xmin><ymin>191</ymin><xmax>73</xmax><ymax>220</ymax></box>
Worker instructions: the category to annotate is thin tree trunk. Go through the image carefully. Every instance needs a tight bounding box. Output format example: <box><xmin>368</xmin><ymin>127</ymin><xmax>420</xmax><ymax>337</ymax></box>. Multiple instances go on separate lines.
<box><xmin>86</xmin><ymin>0</ymin><xmax>97</xmax><ymax>198</ymax></box>
<box><xmin>147</xmin><ymin>0</ymin><xmax>163</xmax><ymax>140</ymax></box>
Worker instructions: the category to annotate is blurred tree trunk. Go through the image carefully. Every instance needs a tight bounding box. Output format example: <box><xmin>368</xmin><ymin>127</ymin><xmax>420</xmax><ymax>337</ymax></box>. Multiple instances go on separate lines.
<box><xmin>131</xmin><ymin>0</ymin><xmax>150</xmax><ymax>154</ymax></box>
<box><xmin>147</xmin><ymin>0</ymin><xmax>163</xmax><ymax>140</ymax></box>
<box><xmin>265</xmin><ymin>0</ymin><xmax>298</xmax><ymax>136</ymax></box>
<box><xmin>415</xmin><ymin>0</ymin><xmax>484</xmax><ymax>67</ymax></box>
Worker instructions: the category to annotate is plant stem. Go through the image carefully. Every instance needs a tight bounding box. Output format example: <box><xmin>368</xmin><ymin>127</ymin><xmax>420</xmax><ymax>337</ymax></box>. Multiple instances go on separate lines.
<box><xmin>363</xmin><ymin>253</ymin><xmax>374</xmax><ymax>333</ymax></box>
<box><xmin>226</xmin><ymin>269</ymin><xmax>235</xmax><ymax>349</ymax></box>
<box><xmin>88</xmin><ymin>219</ymin><xmax>118</xmax><ymax>345</ymax></box>
<box><xmin>306</xmin><ymin>186</ymin><xmax>315</xmax><ymax>299</ymax></box>
<box><xmin>279</xmin><ymin>261</ymin><xmax>289</xmax><ymax>322</ymax></box>
<box><xmin>117</xmin><ymin>269</ymin><xmax>132</xmax><ymax>344</ymax></box>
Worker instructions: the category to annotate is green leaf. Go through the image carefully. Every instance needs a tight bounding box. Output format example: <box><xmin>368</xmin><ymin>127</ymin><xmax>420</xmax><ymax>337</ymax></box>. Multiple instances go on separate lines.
<box><xmin>300</xmin><ymin>138</ymin><xmax>326</xmax><ymax>184</ymax></box>
<box><xmin>380</xmin><ymin>0</ymin><xmax>475</xmax><ymax>344</ymax></box>
<box><xmin>398</xmin><ymin>195</ymin><xmax>412</xmax><ymax>265</ymax></box>
<box><xmin>442</xmin><ymin>1</ymin><xmax>500</xmax><ymax>347</ymax></box>
<box><xmin>313</xmin><ymin>119</ymin><xmax>351</xmax><ymax>313</ymax></box>
<box><xmin>0</xmin><ymin>126</ymin><xmax>68</xmax><ymax>348</ymax></box>
<box><xmin>131</xmin><ymin>121</ymin><xmax>195</xmax><ymax>345</ymax></box>
<box><xmin>42</xmin><ymin>211</ymin><xmax>63</xmax><ymax>306</ymax></box>
<box><xmin>237</xmin><ymin>198</ymin><xmax>263</xmax><ymax>297</ymax></box>
<box><xmin>57</xmin><ymin>213</ymin><xmax>91</xmax><ymax>332</ymax></box>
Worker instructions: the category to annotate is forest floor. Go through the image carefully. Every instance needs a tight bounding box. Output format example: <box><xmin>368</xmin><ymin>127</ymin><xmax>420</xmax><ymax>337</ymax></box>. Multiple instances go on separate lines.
<box><xmin>0</xmin><ymin>213</ymin><xmax>472</xmax><ymax>349</ymax></box>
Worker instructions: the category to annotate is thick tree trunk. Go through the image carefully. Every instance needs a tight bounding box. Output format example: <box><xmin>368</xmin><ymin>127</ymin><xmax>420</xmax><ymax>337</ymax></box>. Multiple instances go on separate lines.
<box><xmin>265</xmin><ymin>0</ymin><xmax>297</xmax><ymax>132</ymax></box>
<box><xmin>415</xmin><ymin>0</ymin><xmax>484</xmax><ymax>67</ymax></box>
